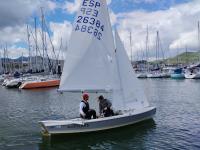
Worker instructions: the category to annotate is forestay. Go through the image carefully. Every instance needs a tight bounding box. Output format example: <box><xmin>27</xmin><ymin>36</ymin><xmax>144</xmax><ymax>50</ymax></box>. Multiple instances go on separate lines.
<box><xmin>112</xmin><ymin>31</ymin><xmax>149</xmax><ymax>111</ymax></box>
<box><xmin>59</xmin><ymin>0</ymin><xmax>115</xmax><ymax>92</ymax></box>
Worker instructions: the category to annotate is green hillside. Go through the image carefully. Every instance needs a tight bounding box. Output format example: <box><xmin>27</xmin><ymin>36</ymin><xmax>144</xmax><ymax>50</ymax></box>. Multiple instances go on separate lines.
<box><xmin>165</xmin><ymin>52</ymin><xmax>200</xmax><ymax>64</ymax></box>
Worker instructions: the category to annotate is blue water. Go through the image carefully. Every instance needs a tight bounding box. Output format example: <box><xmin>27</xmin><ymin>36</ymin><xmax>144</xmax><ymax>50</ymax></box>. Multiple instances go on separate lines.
<box><xmin>0</xmin><ymin>79</ymin><xmax>200</xmax><ymax>150</ymax></box>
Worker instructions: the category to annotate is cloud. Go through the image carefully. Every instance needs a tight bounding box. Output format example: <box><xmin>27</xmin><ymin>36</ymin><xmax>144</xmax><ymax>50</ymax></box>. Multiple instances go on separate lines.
<box><xmin>0</xmin><ymin>0</ymin><xmax>39</xmax><ymax>28</ymax></box>
<box><xmin>63</xmin><ymin>0</ymin><xmax>82</xmax><ymax>14</ymax></box>
<box><xmin>0</xmin><ymin>44</ymin><xmax>30</xmax><ymax>59</ymax></box>
<box><xmin>0</xmin><ymin>25</ymin><xmax>27</xmax><ymax>45</ymax></box>
<box><xmin>47</xmin><ymin>1</ymin><xmax>58</xmax><ymax>11</ymax></box>
<box><xmin>170</xmin><ymin>30</ymin><xmax>198</xmax><ymax>50</ymax></box>
<box><xmin>110</xmin><ymin>10</ymin><xmax>117</xmax><ymax>26</ymax></box>
<box><xmin>0</xmin><ymin>0</ymin><xmax>57</xmax><ymax>28</ymax></box>
<box><xmin>114</xmin><ymin>0</ymin><xmax>200</xmax><ymax>59</ymax></box>
<box><xmin>7</xmin><ymin>46</ymin><xmax>29</xmax><ymax>59</ymax></box>
<box><xmin>0</xmin><ymin>0</ymin><xmax>59</xmax><ymax>58</ymax></box>
<box><xmin>107</xmin><ymin>0</ymin><xmax>112</xmax><ymax>5</ymax></box>
<box><xmin>132</xmin><ymin>0</ymin><xmax>157</xmax><ymax>4</ymax></box>
<box><xmin>49</xmin><ymin>21</ymin><xmax>73</xmax><ymax>57</ymax></box>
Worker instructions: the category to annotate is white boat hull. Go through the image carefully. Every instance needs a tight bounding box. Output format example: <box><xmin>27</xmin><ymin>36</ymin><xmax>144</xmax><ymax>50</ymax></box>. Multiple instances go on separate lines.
<box><xmin>39</xmin><ymin>107</ymin><xmax>156</xmax><ymax>136</ymax></box>
<box><xmin>185</xmin><ymin>73</ymin><xmax>200</xmax><ymax>79</ymax></box>
<box><xmin>147</xmin><ymin>73</ymin><xmax>162</xmax><ymax>78</ymax></box>
<box><xmin>136</xmin><ymin>73</ymin><xmax>147</xmax><ymax>78</ymax></box>
<box><xmin>5</xmin><ymin>78</ymin><xmax>23</xmax><ymax>88</ymax></box>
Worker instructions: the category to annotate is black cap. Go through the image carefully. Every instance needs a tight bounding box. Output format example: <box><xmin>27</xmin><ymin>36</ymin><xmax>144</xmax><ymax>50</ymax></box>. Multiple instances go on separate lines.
<box><xmin>98</xmin><ymin>95</ymin><xmax>104</xmax><ymax>100</ymax></box>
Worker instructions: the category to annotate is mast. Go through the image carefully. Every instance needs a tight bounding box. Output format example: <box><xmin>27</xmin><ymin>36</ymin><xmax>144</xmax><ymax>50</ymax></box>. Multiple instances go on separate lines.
<box><xmin>3</xmin><ymin>47</ymin><xmax>5</xmax><ymax>74</ymax></box>
<box><xmin>185</xmin><ymin>45</ymin><xmax>188</xmax><ymax>65</ymax></box>
<box><xmin>0</xmin><ymin>46</ymin><xmax>3</xmax><ymax>74</ymax></box>
<box><xmin>41</xmin><ymin>7</ymin><xmax>45</xmax><ymax>72</ymax></box>
<box><xmin>57</xmin><ymin>38</ymin><xmax>63</xmax><ymax>70</ymax></box>
<box><xmin>145</xmin><ymin>25</ymin><xmax>149</xmax><ymax>71</ymax></box>
<box><xmin>34</xmin><ymin>17</ymin><xmax>38</xmax><ymax>72</ymax></box>
<box><xmin>198</xmin><ymin>21</ymin><xmax>200</xmax><ymax>61</ymax></box>
<box><xmin>155</xmin><ymin>31</ymin><xmax>164</xmax><ymax>67</ymax></box>
<box><xmin>176</xmin><ymin>45</ymin><xmax>179</xmax><ymax>65</ymax></box>
<box><xmin>156</xmin><ymin>31</ymin><xmax>159</xmax><ymax>66</ymax></box>
<box><xmin>5</xmin><ymin>44</ymin><xmax>8</xmax><ymax>73</ymax></box>
<box><xmin>129</xmin><ymin>31</ymin><xmax>133</xmax><ymax>64</ymax></box>
<box><xmin>27</xmin><ymin>25</ymin><xmax>32</xmax><ymax>71</ymax></box>
<box><xmin>21</xmin><ymin>53</ymin><xmax>23</xmax><ymax>72</ymax></box>
<box><xmin>145</xmin><ymin>25</ymin><xmax>149</xmax><ymax>62</ymax></box>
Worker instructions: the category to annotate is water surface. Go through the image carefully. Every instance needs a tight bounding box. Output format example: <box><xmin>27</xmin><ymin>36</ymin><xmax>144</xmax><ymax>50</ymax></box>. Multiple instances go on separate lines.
<box><xmin>0</xmin><ymin>79</ymin><xmax>199</xmax><ymax>150</ymax></box>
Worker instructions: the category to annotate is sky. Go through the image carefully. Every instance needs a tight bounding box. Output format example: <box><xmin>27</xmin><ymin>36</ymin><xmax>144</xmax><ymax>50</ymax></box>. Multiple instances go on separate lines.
<box><xmin>0</xmin><ymin>0</ymin><xmax>199</xmax><ymax>60</ymax></box>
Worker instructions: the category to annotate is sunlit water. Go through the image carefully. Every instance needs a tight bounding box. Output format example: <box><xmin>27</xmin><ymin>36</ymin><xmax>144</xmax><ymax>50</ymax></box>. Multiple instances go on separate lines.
<box><xmin>0</xmin><ymin>79</ymin><xmax>200</xmax><ymax>150</ymax></box>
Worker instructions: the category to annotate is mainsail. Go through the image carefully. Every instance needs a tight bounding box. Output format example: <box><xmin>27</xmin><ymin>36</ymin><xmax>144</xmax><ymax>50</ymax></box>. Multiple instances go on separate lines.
<box><xmin>112</xmin><ymin>31</ymin><xmax>149</xmax><ymax>110</ymax></box>
<box><xmin>59</xmin><ymin>0</ymin><xmax>115</xmax><ymax>92</ymax></box>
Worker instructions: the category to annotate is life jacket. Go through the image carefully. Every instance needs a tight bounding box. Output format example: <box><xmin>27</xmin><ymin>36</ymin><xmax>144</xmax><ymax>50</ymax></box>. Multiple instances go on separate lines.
<box><xmin>81</xmin><ymin>100</ymin><xmax>89</xmax><ymax>113</ymax></box>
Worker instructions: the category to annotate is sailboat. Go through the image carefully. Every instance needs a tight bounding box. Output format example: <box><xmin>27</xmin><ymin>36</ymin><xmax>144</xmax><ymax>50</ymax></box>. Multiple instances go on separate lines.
<box><xmin>185</xmin><ymin>21</ymin><xmax>200</xmax><ymax>79</ymax></box>
<box><xmin>147</xmin><ymin>31</ymin><xmax>166</xmax><ymax>78</ymax></box>
<box><xmin>171</xmin><ymin>68</ymin><xmax>185</xmax><ymax>79</ymax></box>
<box><xmin>184</xmin><ymin>66</ymin><xmax>200</xmax><ymax>79</ymax></box>
<box><xmin>19</xmin><ymin>75</ymin><xmax>60</xmax><ymax>89</ymax></box>
<box><xmin>39</xmin><ymin>0</ymin><xmax>156</xmax><ymax>136</ymax></box>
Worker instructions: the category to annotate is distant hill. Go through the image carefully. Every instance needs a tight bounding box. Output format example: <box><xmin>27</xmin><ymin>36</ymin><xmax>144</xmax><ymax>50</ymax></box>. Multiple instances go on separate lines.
<box><xmin>165</xmin><ymin>52</ymin><xmax>200</xmax><ymax>64</ymax></box>
<box><xmin>14</xmin><ymin>56</ymin><xmax>29</xmax><ymax>62</ymax></box>
<box><xmin>1</xmin><ymin>56</ymin><xmax>56</xmax><ymax>63</ymax></box>
<box><xmin>1</xmin><ymin>56</ymin><xmax>29</xmax><ymax>62</ymax></box>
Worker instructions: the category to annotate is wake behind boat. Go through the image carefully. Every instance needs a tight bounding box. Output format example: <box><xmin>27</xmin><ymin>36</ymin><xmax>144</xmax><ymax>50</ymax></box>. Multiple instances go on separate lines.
<box><xmin>39</xmin><ymin>0</ymin><xmax>156</xmax><ymax>136</ymax></box>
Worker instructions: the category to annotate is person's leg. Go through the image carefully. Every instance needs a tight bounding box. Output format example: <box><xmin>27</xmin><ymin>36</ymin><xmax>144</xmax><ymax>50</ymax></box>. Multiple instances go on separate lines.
<box><xmin>88</xmin><ymin>109</ymin><xmax>96</xmax><ymax>119</ymax></box>
<box><xmin>110</xmin><ymin>109</ymin><xmax>114</xmax><ymax>116</ymax></box>
<box><xmin>85</xmin><ymin>112</ymin><xmax>91</xmax><ymax>119</ymax></box>
<box><xmin>80</xmin><ymin>114</ymin><xmax>84</xmax><ymax>119</ymax></box>
<box><xmin>103</xmin><ymin>109</ymin><xmax>109</xmax><ymax>117</ymax></box>
<box><xmin>104</xmin><ymin>108</ymin><xmax>114</xmax><ymax>117</ymax></box>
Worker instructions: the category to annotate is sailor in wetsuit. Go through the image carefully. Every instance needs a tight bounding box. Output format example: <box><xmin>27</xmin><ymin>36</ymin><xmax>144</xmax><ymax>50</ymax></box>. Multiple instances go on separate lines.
<box><xmin>80</xmin><ymin>93</ymin><xmax>96</xmax><ymax>119</ymax></box>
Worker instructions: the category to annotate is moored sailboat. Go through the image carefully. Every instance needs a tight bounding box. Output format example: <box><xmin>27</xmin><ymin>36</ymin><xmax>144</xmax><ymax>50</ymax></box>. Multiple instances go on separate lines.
<box><xmin>171</xmin><ymin>68</ymin><xmax>185</xmax><ymax>79</ymax></box>
<box><xmin>19</xmin><ymin>75</ymin><xmax>60</xmax><ymax>89</ymax></box>
<box><xmin>184</xmin><ymin>67</ymin><xmax>200</xmax><ymax>79</ymax></box>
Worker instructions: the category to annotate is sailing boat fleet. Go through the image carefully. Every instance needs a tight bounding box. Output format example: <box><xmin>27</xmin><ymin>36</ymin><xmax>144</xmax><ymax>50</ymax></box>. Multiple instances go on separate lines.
<box><xmin>0</xmin><ymin>74</ymin><xmax>60</xmax><ymax>89</ymax></box>
<box><xmin>136</xmin><ymin>66</ymin><xmax>200</xmax><ymax>79</ymax></box>
<box><xmin>0</xmin><ymin>8</ymin><xmax>62</xmax><ymax>89</ymax></box>
<box><xmin>135</xmin><ymin>28</ymin><xmax>200</xmax><ymax>79</ymax></box>
<box><xmin>39</xmin><ymin>0</ymin><xmax>156</xmax><ymax>135</ymax></box>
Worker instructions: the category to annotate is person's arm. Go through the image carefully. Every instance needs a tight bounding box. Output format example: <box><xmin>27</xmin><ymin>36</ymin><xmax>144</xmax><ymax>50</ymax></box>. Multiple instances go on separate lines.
<box><xmin>106</xmin><ymin>99</ymin><xmax>112</xmax><ymax>108</ymax></box>
<box><xmin>99</xmin><ymin>102</ymin><xmax>103</xmax><ymax>115</ymax></box>
<box><xmin>80</xmin><ymin>102</ymin><xmax>86</xmax><ymax>117</ymax></box>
